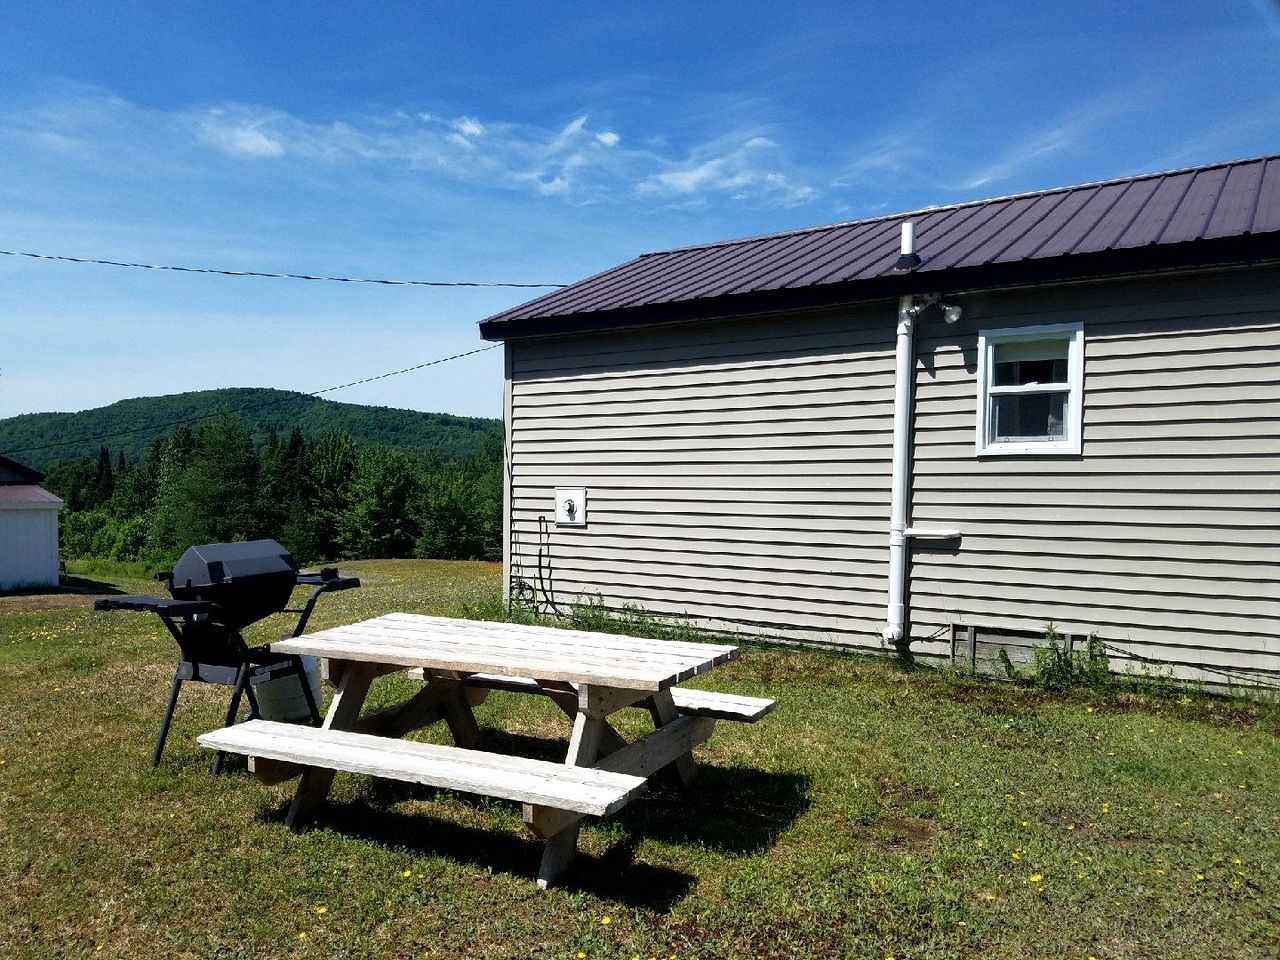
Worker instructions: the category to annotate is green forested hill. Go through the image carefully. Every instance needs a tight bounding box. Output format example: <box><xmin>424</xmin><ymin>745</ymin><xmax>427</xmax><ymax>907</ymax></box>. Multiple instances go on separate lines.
<box><xmin>0</xmin><ymin>388</ymin><xmax>501</xmax><ymax>470</ymax></box>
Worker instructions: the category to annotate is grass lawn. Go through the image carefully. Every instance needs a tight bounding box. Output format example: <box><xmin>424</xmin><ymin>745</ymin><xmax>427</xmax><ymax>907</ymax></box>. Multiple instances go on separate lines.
<box><xmin>2</xmin><ymin>559</ymin><xmax>1277</xmax><ymax>959</ymax></box>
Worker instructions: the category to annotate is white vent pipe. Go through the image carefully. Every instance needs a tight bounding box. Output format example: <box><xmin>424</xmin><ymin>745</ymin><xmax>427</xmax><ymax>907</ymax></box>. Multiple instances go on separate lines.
<box><xmin>883</xmin><ymin>221</ymin><xmax>959</xmax><ymax>643</ymax></box>
<box><xmin>883</xmin><ymin>290</ymin><xmax>916</xmax><ymax>643</ymax></box>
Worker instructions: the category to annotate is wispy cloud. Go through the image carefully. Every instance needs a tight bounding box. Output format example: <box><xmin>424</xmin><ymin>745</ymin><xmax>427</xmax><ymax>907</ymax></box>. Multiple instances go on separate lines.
<box><xmin>2</xmin><ymin>86</ymin><xmax>818</xmax><ymax>210</ymax></box>
<box><xmin>637</xmin><ymin>135</ymin><xmax>815</xmax><ymax>206</ymax></box>
<box><xmin>197</xmin><ymin>107</ymin><xmax>286</xmax><ymax>158</ymax></box>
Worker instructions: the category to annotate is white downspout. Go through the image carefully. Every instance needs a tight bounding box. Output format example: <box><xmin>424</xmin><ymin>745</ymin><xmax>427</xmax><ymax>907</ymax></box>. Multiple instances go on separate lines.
<box><xmin>883</xmin><ymin>282</ymin><xmax>916</xmax><ymax>644</ymax></box>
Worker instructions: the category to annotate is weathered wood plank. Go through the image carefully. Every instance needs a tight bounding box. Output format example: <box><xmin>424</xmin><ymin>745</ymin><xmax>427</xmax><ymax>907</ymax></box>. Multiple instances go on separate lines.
<box><xmin>462</xmin><ymin>673</ymin><xmax>776</xmax><ymax>723</ymax></box>
<box><xmin>199</xmin><ymin>720</ymin><xmax>648</xmax><ymax>816</ymax></box>
<box><xmin>284</xmin><ymin>661</ymin><xmax>378</xmax><ymax>828</ymax></box>
<box><xmin>647</xmin><ymin>690</ymin><xmax>697</xmax><ymax>786</ymax></box>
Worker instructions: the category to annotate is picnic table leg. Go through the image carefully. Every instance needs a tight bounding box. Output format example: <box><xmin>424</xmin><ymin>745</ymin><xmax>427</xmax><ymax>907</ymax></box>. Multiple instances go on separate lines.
<box><xmin>535</xmin><ymin>711</ymin><xmax>606</xmax><ymax>889</ymax></box>
<box><xmin>440</xmin><ymin>685</ymin><xmax>483</xmax><ymax>748</ymax></box>
<box><xmin>285</xmin><ymin>660</ymin><xmax>378</xmax><ymax>828</ymax></box>
<box><xmin>647</xmin><ymin>690</ymin><xmax>698</xmax><ymax>786</ymax></box>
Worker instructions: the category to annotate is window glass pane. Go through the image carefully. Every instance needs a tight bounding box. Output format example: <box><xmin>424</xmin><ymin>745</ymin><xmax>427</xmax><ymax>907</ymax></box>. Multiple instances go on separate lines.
<box><xmin>991</xmin><ymin>392</ymin><xmax>1067</xmax><ymax>442</ymax></box>
<box><xmin>992</xmin><ymin>340</ymin><xmax>1069</xmax><ymax>386</ymax></box>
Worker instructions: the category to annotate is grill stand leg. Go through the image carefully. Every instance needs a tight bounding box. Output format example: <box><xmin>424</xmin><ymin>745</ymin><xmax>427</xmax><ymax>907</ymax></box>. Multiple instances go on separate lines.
<box><xmin>151</xmin><ymin>665</ymin><xmax>185</xmax><ymax>768</ymax></box>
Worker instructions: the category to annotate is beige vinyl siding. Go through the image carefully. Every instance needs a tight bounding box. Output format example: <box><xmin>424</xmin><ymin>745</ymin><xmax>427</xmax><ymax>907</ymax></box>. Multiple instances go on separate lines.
<box><xmin>507</xmin><ymin>306</ymin><xmax>898</xmax><ymax>646</ymax></box>
<box><xmin>908</xmin><ymin>266</ymin><xmax>1280</xmax><ymax>679</ymax></box>
<box><xmin>504</xmin><ymin>263</ymin><xmax>1280</xmax><ymax>681</ymax></box>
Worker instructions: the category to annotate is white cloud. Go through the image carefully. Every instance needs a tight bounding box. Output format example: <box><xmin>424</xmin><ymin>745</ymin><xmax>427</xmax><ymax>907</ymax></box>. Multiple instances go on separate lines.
<box><xmin>636</xmin><ymin>136</ymin><xmax>815</xmax><ymax>206</ymax></box>
<box><xmin>452</xmin><ymin>116</ymin><xmax>485</xmax><ymax>137</ymax></box>
<box><xmin>193</xmin><ymin>106</ymin><xmax>289</xmax><ymax>158</ymax></box>
<box><xmin>4</xmin><ymin>87</ymin><xmax>820</xmax><ymax>209</ymax></box>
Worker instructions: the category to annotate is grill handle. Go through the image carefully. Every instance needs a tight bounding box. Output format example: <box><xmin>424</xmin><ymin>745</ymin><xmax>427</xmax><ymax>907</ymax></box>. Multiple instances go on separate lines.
<box><xmin>285</xmin><ymin>573</ymin><xmax>362</xmax><ymax>637</ymax></box>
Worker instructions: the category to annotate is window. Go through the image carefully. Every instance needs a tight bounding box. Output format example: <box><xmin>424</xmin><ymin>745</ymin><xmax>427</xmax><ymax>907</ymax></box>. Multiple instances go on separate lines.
<box><xmin>976</xmin><ymin>322</ymin><xmax>1084</xmax><ymax>455</ymax></box>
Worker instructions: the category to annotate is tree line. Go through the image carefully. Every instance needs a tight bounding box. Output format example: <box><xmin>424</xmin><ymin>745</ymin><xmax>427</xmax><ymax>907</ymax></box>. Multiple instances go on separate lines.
<box><xmin>44</xmin><ymin>413</ymin><xmax>502</xmax><ymax>566</ymax></box>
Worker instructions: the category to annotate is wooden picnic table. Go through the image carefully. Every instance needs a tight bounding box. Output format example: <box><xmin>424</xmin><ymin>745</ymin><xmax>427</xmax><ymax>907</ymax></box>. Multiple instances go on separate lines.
<box><xmin>198</xmin><ymin>612</ymin><xmax>774</xmax><ymax>886</ymax></box>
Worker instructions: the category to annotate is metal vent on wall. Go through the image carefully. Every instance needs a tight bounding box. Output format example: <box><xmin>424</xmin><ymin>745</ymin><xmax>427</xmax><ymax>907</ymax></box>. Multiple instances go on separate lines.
<box><xmin>951</xmin><ymin>623</ymin><xmax>1091</xmax><ymax>679</ymax></box>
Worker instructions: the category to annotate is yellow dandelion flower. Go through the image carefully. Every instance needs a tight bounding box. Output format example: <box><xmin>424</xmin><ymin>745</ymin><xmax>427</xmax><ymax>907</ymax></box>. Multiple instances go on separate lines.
<box><xmin>1028</xmin><ymin>874</ymin><xmax>1042</xmax><ymax>883</ymax></box>
<box><xmin>1085</xmin><ymin>706</ymin><xmax>1094</xmax><ymax>713</ymax></box>
<box><xmin>600</xmin><ymin>916</ymin><xmax>611</xmax><ymax>925</ymax></box>
<box><xmin>577</xmin><ymin>953</ymin><xmax>586</xmax><ymax>959</ymax></box>
<box><xmin>1195</xmin><ymin>874</ymin><xmax>1205</xmax><ymax>881</ymax></box>
<box><xmin>298</xmin><ymin>932</ymin><xmax>307</xmax><ymax>939</ymax></box>
<box><xmin>402</xmin><ymin>869</ymin><xmax>412</xmax><ymax>877</ymax></box>
<box><xmin>1021</xmin><ymin>821</ymin><xmax>1029</xmax><ymax>827</ymax></box>
<box><xmin>1066</xmin><ymin>824</ymin><xmax>1075</xmax><ymax>830</ymax></box>
<box><xmin>316</xmin><ymin>906</ymin><xmax>327</xmax><ymax>915</ymax></box>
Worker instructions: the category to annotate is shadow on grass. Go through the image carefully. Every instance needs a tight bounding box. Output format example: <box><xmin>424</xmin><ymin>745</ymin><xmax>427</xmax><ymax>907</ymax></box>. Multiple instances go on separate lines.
<box><xmin>262</xmin><ymin>799</ymin><xmax>698</xmax><ymax>909</ymax></box>
<box><xmin>0</xmin><ymin>576</ymin><xmax>127</xmax><ymax>601</ymax></box>
<box><xmin>353</xmin><ymin>728</ymin><xmax>813</xmax><ymax>854</ymax></box>
<box><xmin>253</xmin><ymin>728</ymin><xmax>812</xmax><ymax>908</ymax></box>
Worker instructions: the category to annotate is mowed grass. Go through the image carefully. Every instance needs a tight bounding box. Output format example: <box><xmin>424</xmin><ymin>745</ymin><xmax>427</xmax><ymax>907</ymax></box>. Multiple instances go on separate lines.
<box><xmin>1</xmin><ymin>559</ymin><xmax>1278</xmax><ymax>960</ymax></box>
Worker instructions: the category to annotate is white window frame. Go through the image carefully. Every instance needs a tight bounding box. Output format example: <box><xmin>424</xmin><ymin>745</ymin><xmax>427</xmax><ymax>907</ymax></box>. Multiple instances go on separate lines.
<box><xmin>975</xmin><ymin>321</ymin><xmax>1084</xmax><ymax>456</ymax></box>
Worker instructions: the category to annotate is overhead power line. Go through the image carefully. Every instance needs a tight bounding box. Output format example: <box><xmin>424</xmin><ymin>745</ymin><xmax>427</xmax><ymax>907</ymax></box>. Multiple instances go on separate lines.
<box><xmin>0</xmin><ymin>248</ymin><xmax>567</xmax><ymax>289</ymax></box>
<box><xmin>2</xmin><ymin>343</ymin><xmax>502</xmax><ymax>458</ymax></box>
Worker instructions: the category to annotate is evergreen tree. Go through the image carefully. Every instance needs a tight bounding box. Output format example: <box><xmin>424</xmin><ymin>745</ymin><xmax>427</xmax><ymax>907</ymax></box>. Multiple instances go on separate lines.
<box><xmin>337</xmin><ymin>445</ymin><xmax>420</xmax><ymax>559</ymax></box>
<box><xmin>147</xmin><ymin>424</ymin><xmax>198</xmax><ymax>556</ymax></box>
<box><xmin>42</xmin><ymin>457</ymin><xmax>96</xmax><ymax>511</ymax></box>
<box><xmin>167</xmin><ymin>414</ymin><xmax>262</xmax><ymax>547</ymax></box>
<box><xmin>92</xmin><ymin>445</ymin><xmax>114</xmax><ymax>506</ymax></box>
<box><xmin>109</xmin><ymin>439</ymin><xmax>159</xmax><ymax>520</ymax></box>
<box><xmin>307</xmin><ymin>429</ymin><xmax>357</xmax><ymax>560</ymax></box>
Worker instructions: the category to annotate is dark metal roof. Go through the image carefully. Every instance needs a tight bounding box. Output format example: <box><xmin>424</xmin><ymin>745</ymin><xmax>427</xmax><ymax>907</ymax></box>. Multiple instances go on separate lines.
<box><xmin>0</xmin><ymin>454</ymin><xmax>44</xmax><ymax>485</ymax></box>
<box><xmin>480</xmin><ymin>153</ymin><xmax>1280</xmax><ymax>340</ymax></box>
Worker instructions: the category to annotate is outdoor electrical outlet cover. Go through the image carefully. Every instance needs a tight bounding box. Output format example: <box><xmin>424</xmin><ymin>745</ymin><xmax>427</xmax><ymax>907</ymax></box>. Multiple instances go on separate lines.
<box><xmin>555</xmin><ymin>488</ymin><xmax>586</xmax><ymax>526</ymax></box>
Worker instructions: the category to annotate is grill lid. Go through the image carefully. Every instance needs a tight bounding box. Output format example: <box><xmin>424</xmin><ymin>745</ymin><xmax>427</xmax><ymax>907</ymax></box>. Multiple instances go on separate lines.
<box><xmin>167</xmin><ymin>539</ymin><xmax>300</xmax><ymax>629</ymax></box>
<box><xmin>171</xmin><ymin>539</ymin><xmax>298</xmax><ymax>588</ymax></box>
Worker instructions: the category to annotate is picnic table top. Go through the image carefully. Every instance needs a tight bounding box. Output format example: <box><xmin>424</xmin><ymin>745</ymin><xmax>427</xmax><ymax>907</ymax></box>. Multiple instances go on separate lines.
<box><xmin>271</xmin><ymin>612</ymin><xmax>739</xmax><ymax>691</ymax></box>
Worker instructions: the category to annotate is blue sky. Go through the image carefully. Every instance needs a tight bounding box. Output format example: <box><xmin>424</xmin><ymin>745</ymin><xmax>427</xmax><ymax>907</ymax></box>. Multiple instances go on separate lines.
<box><xmin>2</xmin><ymin>1</ymin><xmax>1278</xmax><ymax>423</ymax></box>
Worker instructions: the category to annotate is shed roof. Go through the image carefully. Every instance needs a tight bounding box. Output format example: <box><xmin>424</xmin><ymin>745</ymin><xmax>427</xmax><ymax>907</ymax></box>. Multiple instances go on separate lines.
<box><xmin>0</xmin><ymin>454</ymin><xmax>44</xmax><ymax>485</ymax></box>
<box><xmin>480</xmin><ymin>153</ymin><xmax>1280</xmax><ymax>340</ymax></box>
<box><xmin>0</xmin><ymin>485</ymin><xmax>62</xmax><ymax>506</ymax></box>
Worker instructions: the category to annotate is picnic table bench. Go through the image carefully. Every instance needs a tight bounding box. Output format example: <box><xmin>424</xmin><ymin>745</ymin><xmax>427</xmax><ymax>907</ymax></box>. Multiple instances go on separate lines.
<box><xmin>198</xmin><ymin>612</ymin><xmax>774</xmax><ymax>886</ymax></box>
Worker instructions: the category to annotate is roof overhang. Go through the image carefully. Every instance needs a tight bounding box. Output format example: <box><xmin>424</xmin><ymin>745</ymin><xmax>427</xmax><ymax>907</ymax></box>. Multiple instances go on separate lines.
<box><xmin>480</xmin><ymin>234</ymin><xmax>1280</xmax><ymax>341</ymax></box>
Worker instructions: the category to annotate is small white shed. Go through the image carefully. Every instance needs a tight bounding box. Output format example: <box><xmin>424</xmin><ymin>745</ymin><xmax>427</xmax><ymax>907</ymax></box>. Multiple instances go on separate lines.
<box><xmin>0</xmin><ymin>455</ymin><xmax>63</xmax><ymax>591</ymax></box>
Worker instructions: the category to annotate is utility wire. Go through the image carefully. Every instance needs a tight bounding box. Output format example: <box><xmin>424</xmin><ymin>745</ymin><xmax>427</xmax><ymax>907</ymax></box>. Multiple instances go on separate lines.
<box><xmin>0</xmin><ymin>248</ymin><xmax>567</xmax><ymax>289</ymax></box>
<box><xmin>2</xmin><ymin>343</ymin><xmax>502</xmax><ymax>458</ymax></box>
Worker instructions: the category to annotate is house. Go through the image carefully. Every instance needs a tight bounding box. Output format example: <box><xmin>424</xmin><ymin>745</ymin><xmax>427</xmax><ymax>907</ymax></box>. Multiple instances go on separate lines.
<box><xmin>478</xmin><ymin>154</ymin><xmax>1280</xmax><ymax>686</ymax></box>
<box><xmin>0</xmin><ymin>454</ymin><xmax>64</xmax><ymax>591</ymax></box>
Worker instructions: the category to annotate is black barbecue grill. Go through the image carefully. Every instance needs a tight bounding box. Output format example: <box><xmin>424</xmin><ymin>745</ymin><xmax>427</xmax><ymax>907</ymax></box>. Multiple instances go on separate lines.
<box><xmin>95</xmin><ymin>539</ymin><xmax>359</xmax><ymax>772</ymax></box>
